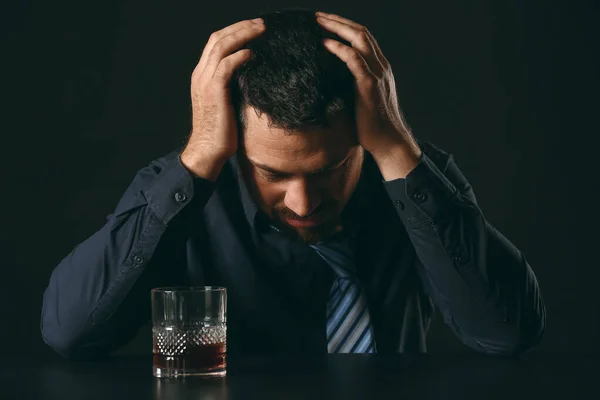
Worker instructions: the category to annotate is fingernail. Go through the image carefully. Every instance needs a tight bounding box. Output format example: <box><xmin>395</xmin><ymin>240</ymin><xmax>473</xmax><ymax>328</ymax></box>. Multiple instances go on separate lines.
<box><xmin>251</xmin><ymin>18</ymin><xmax>263</xmax><ymax>23</ymax></box>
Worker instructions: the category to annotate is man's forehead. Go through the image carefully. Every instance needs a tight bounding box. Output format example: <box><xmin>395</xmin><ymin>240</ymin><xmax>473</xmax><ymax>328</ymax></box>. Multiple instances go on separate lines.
<box><xmin>241</xmin><ymin>107</ymin><xmax>357</xmax><ymax>152</ymax></box>
<box><xmin>243</xmin><ymin>140</ymin><xmax>353</xmax><ymax>174</ymax></box>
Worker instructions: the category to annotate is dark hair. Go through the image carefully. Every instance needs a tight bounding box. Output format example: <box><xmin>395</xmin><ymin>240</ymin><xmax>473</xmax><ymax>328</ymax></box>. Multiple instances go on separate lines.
<box><xmin>230</xmin><ymin>7</ymin><xmax>356</xmax><ymax>135</ymax></box>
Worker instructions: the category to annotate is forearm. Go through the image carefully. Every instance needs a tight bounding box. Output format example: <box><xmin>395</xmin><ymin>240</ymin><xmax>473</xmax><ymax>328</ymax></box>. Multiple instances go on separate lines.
<box><xmin>370</xmin><ymin>140</ymin><xmax>422</xmax><ymax>180</ymax></box>
<box><xmin>409</xmin><ymin>202</ymin><xmax>545</xmax><ymax>354</ymax></box>
<box><xmin>41</xmin><ymin>152</ymin><xmax>217</xmax><ymax>359</ymax></box>
<box><xmin>41</xmin><ymin>215</ymin><xmax>163</xmax><ymax>359</ymax></box>
<box><xmin>381</xmin><ymin>146</ymin><xmax>546</xmax><ymax>355</ymax></box>
<box><xmin>181</xmin><ymin>146</ymin><xmax>229</xmax><ymax>182</ymax></box>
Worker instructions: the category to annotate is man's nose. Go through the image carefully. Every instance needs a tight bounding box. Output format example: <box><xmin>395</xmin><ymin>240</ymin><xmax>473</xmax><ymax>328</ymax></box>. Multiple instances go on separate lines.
<box><xmin>284</xmin><ymin>178</ymin><xmax>322</xmax><ymax>218</ymax></box>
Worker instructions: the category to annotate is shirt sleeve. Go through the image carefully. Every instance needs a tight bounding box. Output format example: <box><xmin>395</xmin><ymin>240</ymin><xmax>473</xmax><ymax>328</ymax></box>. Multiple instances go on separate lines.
<box><xmin>40</xmin><ymin>150</ymin><xmax>216</xmax><ymax>360</ymax></box>
<box><xmin>383</xmin><ymin>141</ymin><xmax>546</xmax><ymax>355</ymax></box>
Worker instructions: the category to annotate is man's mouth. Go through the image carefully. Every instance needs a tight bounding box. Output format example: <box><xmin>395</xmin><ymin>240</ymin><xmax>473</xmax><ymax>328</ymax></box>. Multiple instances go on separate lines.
<box><xmin>282</xmin><ymin>209</ymin><xmax>335</xmax><ymax>228</ymax></box>
<box><xmin>284</xmin><ymin>217</ymin><xmax>324</xmax><ymax>228</ymax></box>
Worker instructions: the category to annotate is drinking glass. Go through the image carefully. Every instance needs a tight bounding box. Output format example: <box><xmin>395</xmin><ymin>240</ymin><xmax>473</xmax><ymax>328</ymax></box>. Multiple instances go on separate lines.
<box><xmin>151</xmin><ymin>287</ymin><xmax>227</xmax><ymax>378</ymax></box>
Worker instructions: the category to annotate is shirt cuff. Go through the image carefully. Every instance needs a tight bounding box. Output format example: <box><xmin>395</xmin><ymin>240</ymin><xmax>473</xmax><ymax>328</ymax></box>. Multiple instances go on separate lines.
<box><xmin>383</xmin><ymin>152</ymin><xmax>459</xmax><ymax>227</ymax></box>
<box><xmin>143</xmin><ymin>155</ymin><xmax>216</xmax><ymax>225</ymax></box>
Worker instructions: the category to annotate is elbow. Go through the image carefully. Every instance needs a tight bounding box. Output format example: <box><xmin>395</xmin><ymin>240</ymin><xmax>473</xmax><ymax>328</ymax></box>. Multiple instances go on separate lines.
<box><xmin>41</xmin><ymin>323</ymin><xmax>79</xmax><ymax>360</ymax></box>
<box><xmin>40</xmin><ymin>306</ymin><xmax>86</xmax><ymax>361</ymax></box>
<box><xmin>475</xmin><ymin>313</ymin><xmax>546</xmax><ymax>356</ymax></box>
<box><xmin>40</xmin><ymin>284</ymin><xmax>79</xmax><ymax>360</ymax></box>
<box><xmin>515</xmin><ymin>309</ymin><xmax>546</xmax><ymax>355</ymax></box>
<box><xmin>41</xmin><ymin>316</ymin><xmax>110</xmax><ymax>361</ymax></box>
<box><xmin>40</xmin><ymin>291</ymin><xmax>107</xmax><ymax>361</ymax></box>
<box><xmin>512</xmin><ymin>295</ymin><xmax>547</xmax><ymax>355</ymax></box>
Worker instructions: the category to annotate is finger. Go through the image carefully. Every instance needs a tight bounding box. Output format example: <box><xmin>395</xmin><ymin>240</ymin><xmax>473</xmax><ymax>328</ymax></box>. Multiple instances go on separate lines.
<box><xmin>204</xmin><ymin>24</ymin><xmax>265</xmax><ymax>80</ymax></box>
<box><xmin>323</xmin><ymin>38</ymin><xmax>374</xmax><ymax>84</ymax></box>
<box><xmin>317</xmin><ymin>14</ymin><xmax>389</xmax><ymax>71</ymax></box>
<box><xmin>213</xmin><ymin>49</ymin><xmax>254</xmax><ymax>87</ymax></box>
<box><xmin>316</xmin><ymin>11</ymin><xmax>363</xmax><ymax>30</ymax></box>
<box><xmin>316</xmin><ymin>16</ymin><xmax>384</xmax><ymax>75</ymax></box>
<box><xmin>196</xmin><ymin>18</ymin><xmax>263</xmax><ymax>76</ymax></box>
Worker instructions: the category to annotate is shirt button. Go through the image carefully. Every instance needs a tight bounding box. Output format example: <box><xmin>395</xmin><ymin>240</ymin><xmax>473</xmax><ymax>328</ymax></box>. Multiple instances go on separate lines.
<box><xmin>395</xmin><ymin>200</ymin><xmax>405</xmax><ymax>210</ymax></box>
<box><xmin>453</xmin><ymin>250</ymin><xmax>469</xmax><ymax>265</ymax></box>
<box><xmin>132</xmin><ymin>254</ymin><xmax>144</xmax><ymax>266</ymax></box>
<box><xmin>270</xmin><ymin>224</ymin><xmax>282</xmax><ymax>232</ymax></box>
<box><xmin>174</xmin><ymin>192</ymin><xmax>187</xmax><ymax>202</ymax></box>
<box><xmin>413</xmin><ymin>190</ymin><xmax>428</xmax><ymax>203</ymax></box>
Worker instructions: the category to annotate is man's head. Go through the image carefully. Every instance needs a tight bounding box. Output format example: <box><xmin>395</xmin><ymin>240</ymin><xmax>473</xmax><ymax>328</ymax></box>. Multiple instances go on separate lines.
<box><xmin>230</xmin><ymin>8</ymin><xmax>361</xmax><ymax>243</ymax></box>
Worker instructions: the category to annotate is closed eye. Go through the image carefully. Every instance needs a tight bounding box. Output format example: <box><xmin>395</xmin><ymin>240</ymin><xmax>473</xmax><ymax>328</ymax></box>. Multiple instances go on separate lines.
<box><xmin>259</xmin><ymin>157</ymin><xmax>350</xmax><ymax>182</ymax></box>
<box><xmin>262</xmin><ymin>172</ymin><xmax>288</xmax><ymax>182</ymax></box>
<box><xmin>316</xmin><ymin>157</ymin><xmax>350</xmax><ymax>176</ymax></box>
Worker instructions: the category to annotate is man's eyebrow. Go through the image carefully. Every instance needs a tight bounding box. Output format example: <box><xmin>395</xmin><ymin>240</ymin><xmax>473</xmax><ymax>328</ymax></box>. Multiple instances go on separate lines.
<box><xmin>249</xmin><ymin>155</ymin><xmax>349</xmax><ymax>175</ymax></box>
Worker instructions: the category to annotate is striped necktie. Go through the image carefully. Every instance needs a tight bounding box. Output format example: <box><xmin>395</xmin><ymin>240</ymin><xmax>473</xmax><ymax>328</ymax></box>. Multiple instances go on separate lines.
<box><xmin>310</xmin><ymin>237</ymin><xmax>377</xmax><ymax>354</ymax></box>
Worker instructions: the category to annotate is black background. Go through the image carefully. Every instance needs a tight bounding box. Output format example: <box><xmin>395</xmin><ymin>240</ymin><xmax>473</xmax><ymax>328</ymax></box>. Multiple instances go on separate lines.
<box><xmin>1</xmin><ymin>0</ymin><xmax>598</xmax><ymax>358</ymax></box>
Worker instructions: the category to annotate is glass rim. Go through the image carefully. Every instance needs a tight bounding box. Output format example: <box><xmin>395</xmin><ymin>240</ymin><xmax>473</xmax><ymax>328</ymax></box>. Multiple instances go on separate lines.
<box><xmin>151</xmin><ymin>286</ymin><xmax>226</xmax><ymax>293</ymax></box>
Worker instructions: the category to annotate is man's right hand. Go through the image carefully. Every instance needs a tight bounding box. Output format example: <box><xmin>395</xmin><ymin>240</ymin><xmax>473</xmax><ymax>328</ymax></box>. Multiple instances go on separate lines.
<box><xmin>180</xmin><ymin>17</ymin><xmax>266</xmax><ymax>181</ymax></box>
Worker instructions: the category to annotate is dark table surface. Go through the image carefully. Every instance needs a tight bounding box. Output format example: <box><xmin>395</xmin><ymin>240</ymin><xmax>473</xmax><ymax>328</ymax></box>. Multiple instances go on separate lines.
<box><xmin>2</xmin><ymin>354</ymin><xmax>597</xmax><ymax>399</ymax></box>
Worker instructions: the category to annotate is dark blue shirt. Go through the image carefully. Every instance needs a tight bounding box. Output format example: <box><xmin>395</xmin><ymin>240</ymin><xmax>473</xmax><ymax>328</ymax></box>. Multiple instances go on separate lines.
<box><xmin>40</xmin><ymin>139</ymin><xmax>546</xmax><ymax>359</ymax></box>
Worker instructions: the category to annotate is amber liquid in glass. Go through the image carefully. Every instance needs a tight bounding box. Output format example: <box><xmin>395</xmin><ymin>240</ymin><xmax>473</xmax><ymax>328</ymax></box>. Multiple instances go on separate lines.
<box><xmin>153</xmin><ymin>342</ymin><xmax>226</xmax><ymax>372</ymax></box>
<box><xmin>152</xmin><ymin>324</ymin><xmax>226</xmax><ymax>377</ymax></box>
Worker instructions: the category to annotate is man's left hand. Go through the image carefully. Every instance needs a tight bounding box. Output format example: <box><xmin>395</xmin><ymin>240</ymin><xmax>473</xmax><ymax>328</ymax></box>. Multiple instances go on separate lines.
<box><xmin>316</xmin><ymin>11</ymin><xmax>423</xmax><ymax>179</ymax></box>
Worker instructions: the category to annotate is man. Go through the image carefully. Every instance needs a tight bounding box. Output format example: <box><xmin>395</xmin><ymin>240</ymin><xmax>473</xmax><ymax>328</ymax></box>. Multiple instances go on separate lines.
<box><xmin>41</xmin><ymin>9</ymin><xmax>545</xmax><ymax>360</ymax></box>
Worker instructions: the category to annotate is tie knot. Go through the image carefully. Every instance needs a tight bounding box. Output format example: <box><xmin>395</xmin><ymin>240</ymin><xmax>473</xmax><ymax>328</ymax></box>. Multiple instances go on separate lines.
<box><xmin>310</xmin><ymin>238</ymin><xmax>356</xmax><ymax>278</ymax></box>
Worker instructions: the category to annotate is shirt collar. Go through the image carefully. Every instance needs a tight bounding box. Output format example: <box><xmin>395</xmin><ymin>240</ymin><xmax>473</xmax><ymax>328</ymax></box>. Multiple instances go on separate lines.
<box><xmin>230</xmin><ymin>152</ymin><xmax>382</xmax><ymax>235</ymax></box>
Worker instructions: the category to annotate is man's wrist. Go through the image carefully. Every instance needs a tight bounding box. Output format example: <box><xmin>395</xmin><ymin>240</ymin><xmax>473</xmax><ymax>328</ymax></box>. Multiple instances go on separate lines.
<box><xmin>370</xmin><ymin>142</ymin><xmax>423</xmax><ymax>181</ymax></box>
<box><xmin>180</xmin><ymin>150</ymin><xmax>228</xmax><ymax>182</ymax></box>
